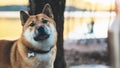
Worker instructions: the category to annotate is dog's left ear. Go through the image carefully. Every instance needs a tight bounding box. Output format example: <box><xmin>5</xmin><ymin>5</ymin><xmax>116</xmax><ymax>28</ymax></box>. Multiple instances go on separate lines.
<box><xmin>42</xmin><ymin>3</ymin><xmax>54</xmax><ymax>19</ymax></box>
<box><xmin>20</xmin><ymin>11</ymin><xmax>29</xmax><ymax>26</ymax></box>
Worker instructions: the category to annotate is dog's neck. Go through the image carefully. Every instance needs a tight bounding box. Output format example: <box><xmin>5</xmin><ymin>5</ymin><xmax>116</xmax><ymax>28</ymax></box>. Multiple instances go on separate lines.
<box><xmin>26</xmin><ymin>45</ymin><xmax>53</xmax><ymax>54</ymax></box>
<box><xmin>26</xmin><ymin>45</ymin><xmax>53</xmax><ymax>57</ymax></box>
<box><xmin>18</xmin><ymin>38</ymin><xmax>54</xmax><ymax>57</ymax></box>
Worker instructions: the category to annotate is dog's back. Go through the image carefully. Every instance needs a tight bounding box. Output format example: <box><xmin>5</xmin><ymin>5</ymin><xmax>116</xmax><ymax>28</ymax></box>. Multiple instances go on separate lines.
<box><xmin>0</xmin><ymin>40</ymin><xmax>14</xmax><ymax>68</ymax></box>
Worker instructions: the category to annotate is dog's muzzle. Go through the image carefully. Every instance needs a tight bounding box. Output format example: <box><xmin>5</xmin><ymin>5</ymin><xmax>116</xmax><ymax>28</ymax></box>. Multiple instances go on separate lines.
<box><xmin>34</xmin><ymin>26</ymin><xmax>50</xmax><ymax>41</ymax></box>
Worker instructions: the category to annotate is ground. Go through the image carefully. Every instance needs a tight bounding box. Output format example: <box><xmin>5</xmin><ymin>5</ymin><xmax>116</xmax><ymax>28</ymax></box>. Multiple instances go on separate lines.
<box><xmin>64</xmin><ymin>38</ymin><xmax>110</xmax><ymax>67</ymax></box>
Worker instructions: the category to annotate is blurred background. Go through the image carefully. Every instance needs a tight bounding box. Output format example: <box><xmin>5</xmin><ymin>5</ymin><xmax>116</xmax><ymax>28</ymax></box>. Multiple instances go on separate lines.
<box><xmin>0</xmin><ymin>0</ymin><xmax>117</xmax><ymax>68</ymax></box>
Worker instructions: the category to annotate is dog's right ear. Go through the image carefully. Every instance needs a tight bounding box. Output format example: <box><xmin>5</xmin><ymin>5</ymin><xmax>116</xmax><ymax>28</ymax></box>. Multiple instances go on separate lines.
<box><xmin>20</xmin><ymin>11</ymin><xmax>29</xmax><ymax>26</ymax></box>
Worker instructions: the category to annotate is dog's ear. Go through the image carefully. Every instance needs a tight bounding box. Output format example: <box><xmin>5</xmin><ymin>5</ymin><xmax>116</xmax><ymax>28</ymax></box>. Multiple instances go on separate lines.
<box><xmin>42</xmin><ymin>3</ymin><xmax>54</xmax><ymax>19</ymax></box>
<box><xmin>20</xmin><ymin>11</ymin><xmax>29</xmax><ymax>26</ymax></box>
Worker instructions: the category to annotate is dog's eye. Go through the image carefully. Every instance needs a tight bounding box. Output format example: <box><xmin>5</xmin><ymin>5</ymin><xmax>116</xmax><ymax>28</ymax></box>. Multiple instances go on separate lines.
<box><xmin>41</xmin><ymin>18</ymin><xmax>48</xmax><ymax>24</ymax></box>
<box><xmin>29</xmin><ymin>21</ymin><xmax>35</xmax><ymax>27</ymax></box>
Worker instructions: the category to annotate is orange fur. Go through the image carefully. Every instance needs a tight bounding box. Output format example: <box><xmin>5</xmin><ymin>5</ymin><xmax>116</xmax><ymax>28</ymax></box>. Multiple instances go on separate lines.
<box><xmin>0</xmin><ymin>4</ymin><xmax>57</xmax><ymax>68</ymax></box>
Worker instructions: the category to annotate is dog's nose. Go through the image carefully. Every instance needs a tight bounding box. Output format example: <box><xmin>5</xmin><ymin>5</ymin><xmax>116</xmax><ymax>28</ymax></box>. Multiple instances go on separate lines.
<box><xmin>37</xmin><ymin>26</ymin><xmax>48</xmax><ymax>34</ymax></box>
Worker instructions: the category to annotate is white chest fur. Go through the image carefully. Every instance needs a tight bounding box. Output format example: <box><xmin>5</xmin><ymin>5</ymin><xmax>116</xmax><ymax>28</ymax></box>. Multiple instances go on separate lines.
<box><xmin>27</xmin><ymin>48</ymin><xmax>55</xmax><ymax>68</ymax></box>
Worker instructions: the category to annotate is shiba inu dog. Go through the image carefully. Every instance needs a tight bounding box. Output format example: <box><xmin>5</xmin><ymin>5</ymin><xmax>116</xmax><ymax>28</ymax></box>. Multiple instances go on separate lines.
<box><xmin>0</xmin><ymin>4</ymin><xmax>57</xmax><ymax>68</ymax></box>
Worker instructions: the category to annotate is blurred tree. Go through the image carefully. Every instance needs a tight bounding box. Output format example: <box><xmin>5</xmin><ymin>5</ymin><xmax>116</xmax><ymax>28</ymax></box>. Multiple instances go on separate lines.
<box><xmin>108</xmin><ymin>0</ymin><xmax>120</xmax><ymax>68</ymax></box>
<box><xmin>28</xmin><ymin>0</ymin><xmax>66</xmax><ymax>68</ymax></box>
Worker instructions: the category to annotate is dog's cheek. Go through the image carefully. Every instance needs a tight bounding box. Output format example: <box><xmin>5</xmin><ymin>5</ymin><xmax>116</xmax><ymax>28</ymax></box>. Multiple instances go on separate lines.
<box><xmin>50</xmin><ymin>24</ymin><xmax>57</xmax><ymax>34</ymax></box>
<box><xmin>49</xmin><ymin>23</ymin><xmax>57</xmax><ymax>41</ymax></box>
<box><xmin>23</xmin><ymin>29</ymin><xmax>34</xmax><ymax>41</ymax></box>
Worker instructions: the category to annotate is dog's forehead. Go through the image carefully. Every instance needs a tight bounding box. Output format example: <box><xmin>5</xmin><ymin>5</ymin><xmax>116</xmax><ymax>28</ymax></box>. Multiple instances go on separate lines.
<box><xmin>28</xmin><ymin>14</ymin><xmax>49</xmax><ymax>20</ymax></box>
<box><xmin>36</xmin><ymin>13</ymin><xmax>49</xmax><ymax>19</ymax></box>
<box><xmin>30</xmin><ymin>13</ymin><xmax>49</xmax><ymax>19</ymax></box>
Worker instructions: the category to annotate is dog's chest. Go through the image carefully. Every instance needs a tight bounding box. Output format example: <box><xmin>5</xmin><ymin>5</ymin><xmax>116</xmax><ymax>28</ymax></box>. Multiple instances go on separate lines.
<box><xmin>27</xmin><ymin>52</ymin><xmax>54</xmax><ymax>68</ymax></box>
<box><xmin>37</xmin><ymin>53</ymin><xmax>52</xmax><ymax>62</ymax></box>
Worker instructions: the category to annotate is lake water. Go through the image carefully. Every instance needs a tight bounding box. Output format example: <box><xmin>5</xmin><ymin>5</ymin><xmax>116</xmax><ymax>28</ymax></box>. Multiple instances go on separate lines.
<box><xmin>0</xmin><ymin>11</ymin><xmax>116</xmax><ymax>40</ymax></box>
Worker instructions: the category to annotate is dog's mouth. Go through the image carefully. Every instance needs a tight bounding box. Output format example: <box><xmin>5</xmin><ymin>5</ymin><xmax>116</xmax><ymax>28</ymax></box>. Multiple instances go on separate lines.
<box><xmin>34</xmin><ymin>34</ymin><xmax>50</xmax><ymax>41</ymax></box>
<box><xmin>33</xmin><ymin>26</ymin><xmax>50</xmax><ymax>41</ymax></box>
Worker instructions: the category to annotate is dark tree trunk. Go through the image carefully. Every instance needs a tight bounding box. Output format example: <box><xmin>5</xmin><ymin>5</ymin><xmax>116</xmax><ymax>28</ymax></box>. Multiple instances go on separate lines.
<box><xmin>28</xmin><ymin>0</ymin><xmax>66</xmax><ymax>68</ymax></box>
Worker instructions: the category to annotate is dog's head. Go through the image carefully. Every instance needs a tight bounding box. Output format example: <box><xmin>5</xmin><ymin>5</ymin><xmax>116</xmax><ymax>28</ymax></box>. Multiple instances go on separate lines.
<box><xmin>20</xmin><ymin>4</ymin><xmax>57</xmax><ymax>50</ymax></box>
